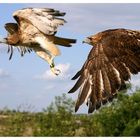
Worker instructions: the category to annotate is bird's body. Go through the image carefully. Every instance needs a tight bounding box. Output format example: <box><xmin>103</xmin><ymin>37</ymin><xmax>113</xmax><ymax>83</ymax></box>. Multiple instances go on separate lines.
<box><xmin>69</xmin><ymin>28</ymin><xmax>140</xmax><ymax>113</ymax></box>
<box><xmin>0</xmin><ymin>8</ymin><xmax>76</xmax><ymax>75</ymax></box>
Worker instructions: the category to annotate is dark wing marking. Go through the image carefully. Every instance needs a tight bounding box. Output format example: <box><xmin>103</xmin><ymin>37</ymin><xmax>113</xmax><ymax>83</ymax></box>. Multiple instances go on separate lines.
<box><xmin>69</xmin><ymin>28</ymin><xmax>140</xmax><ymax>113</ymax></box>
<box><xmin>4</xmin><ymin>22</ymin><xmax>33</xmax><ymax>60</ymax></box>
<box><xmin>54</xmin><ymin>36</ymin><xmax>77</xmax><ymax>47</ymax></box>
<box><xmin>5</xmin><ymin>23</ymin><xmax>18</xmax><ymax>34</ymax></box>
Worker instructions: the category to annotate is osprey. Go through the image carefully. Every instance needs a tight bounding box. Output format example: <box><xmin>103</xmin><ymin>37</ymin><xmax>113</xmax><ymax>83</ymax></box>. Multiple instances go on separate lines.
<box><xmin>0</xmin><ymin>8</ymin><xmax>76</xmax><ymax>75</ymax></box>
<box><xmin>69</xmin><ymin>28</ymin><xmax>140</xmax><ymax>113</ymax></box>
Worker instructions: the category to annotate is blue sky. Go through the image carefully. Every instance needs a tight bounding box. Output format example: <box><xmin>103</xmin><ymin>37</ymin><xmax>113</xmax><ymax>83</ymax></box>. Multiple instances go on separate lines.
<box><xmin>0</xmin><ymin>3</ymin><xmax>140</xmax><ymax>113</ymax></box>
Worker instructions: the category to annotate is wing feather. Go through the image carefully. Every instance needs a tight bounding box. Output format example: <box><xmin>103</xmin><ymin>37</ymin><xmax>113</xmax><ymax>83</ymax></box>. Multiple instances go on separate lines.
<box><xmin>75</xmin><ymin>79</ymin><xmax>90</xmax><ymax>112</ymax></box>
<box><xmin>70</xmin><ymin>28</ymin><xmax>140</xmax><ymax>113</ymax></box>
<box><xmin>88</xmin><ymin>83</ymin><xmax>96</xmax><ymax>113</ymax></box>
<box><xmin>54</xmin><ymin>36</ymin><xmax>76</xmax><ymax>47</ymax></box>
<box><xmin>112</xmin><ymin>60</ymin><xmax>131</xmax><ymax>81</ymax></box>
<box><xmin>68</xmin><ymin>73</ymin><xmax>86</xmax><ymax>93</ymax></box>
<box><xmin>101</xmin><ymin>67</ymin><xmax>111</xmax><ymax>98</ymax></box>
<box><xmin>13</xmin><ymin>8</ymin><xmax>66</xmax><ymax>35</ymax></box>
<box><xmin>4</xmin><ymin>22</ymin><xmax>34</xmax><ymax>59</ymax></box>
<box><xmin>5</xmin><ymin>23</ymin><xmax>18</xmax><ymax>34</ymax></box>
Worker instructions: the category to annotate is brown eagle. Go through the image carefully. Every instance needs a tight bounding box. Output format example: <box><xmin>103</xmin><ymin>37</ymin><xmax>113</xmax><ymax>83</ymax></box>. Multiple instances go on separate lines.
<box><xmin>69</xmin><ymin>28</ymin><xmax>140</xmax><ymax>113</ymax></box>
<box><xmin>0</xmin><ymin>8</ymin><xmax>76</xmax><ymax>75</ymax></box>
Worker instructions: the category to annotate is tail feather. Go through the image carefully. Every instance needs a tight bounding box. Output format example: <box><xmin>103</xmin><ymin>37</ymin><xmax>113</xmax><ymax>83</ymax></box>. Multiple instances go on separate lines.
<box><xmin>54</xmin><ymin>36</ymin><xmax>76</xmax><ymax>47</ymax></box>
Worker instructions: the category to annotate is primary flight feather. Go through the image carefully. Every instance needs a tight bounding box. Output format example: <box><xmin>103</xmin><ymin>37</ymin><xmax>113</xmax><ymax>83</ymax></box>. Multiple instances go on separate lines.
<box><xmin>69</xmin><ymin>28</ymin><xmax>140</xmax><ymax>113</ymax></box>
<box><xmin>0</xmin><ymin>8</ymin><xmax>76</xmax><ymax>75</ymax></box>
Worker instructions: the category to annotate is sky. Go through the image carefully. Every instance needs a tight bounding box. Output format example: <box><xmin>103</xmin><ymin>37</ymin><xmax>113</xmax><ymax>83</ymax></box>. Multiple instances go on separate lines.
<box><xmin>0</xmin><ymin>3</ymin><xmax>140</xmax><ymax>113</ymax></box>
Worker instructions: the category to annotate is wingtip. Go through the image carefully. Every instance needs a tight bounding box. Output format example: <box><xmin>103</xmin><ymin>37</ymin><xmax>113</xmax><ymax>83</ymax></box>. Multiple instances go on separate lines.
<box><xmin>88</xmin><ymin>109</ymin><xmax>93</xmax><ymax>114</ymax></box>
<box><xmin>64</xmin><ymin>19</ymin><xmax>67</xmax><ymax>23</ymax></box>
<box><xmin>71</xmin><ymin>76</ymin><xmax>76</xmax><ymax>80</ymax></box>
<box><xmin>71</xmin><ymin>71</ymin><xmax>81</xmax><ymax>80</ymax></box>
<box><xmin>68</xmin><ymin>89</ymin><xmax>74</xmax><ymax>94</ymax></box>
<box><xmin>56</xmin><ymin>12</ymin><xmax>66</xmax><ymax>17</ymax></box>
<box><xmin>88</xmin><ymin>106</ymin><xmax>96</xmax><ymax>114</ymax></box>
<box><xmin>75</xmin><ymin>106</ymin><xmax>79</xmax><ymax>113</ymax></box>
<box><xmin>61</xmin><ymin>12</ymin><xmax>66</xmax><ymax>16</ymax></box>
<box><xmin>71</xmin><ymin>39</ymin><xmax>77</xmax><ymax>44</ymax></box>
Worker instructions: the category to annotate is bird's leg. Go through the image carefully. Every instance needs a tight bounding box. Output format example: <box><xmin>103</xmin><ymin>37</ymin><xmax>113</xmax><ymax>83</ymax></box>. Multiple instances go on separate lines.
<box><xmin>46</xmin><ymin>55</ymin><xmax>61</xmax><ymax>76</ymax></box>
<box><xmin>49</xmin><ymin>58</ymin><xmax>61</xmax><ymax>76</ymax></box>
<box><xmin>34</xmin><ymin>49</ymin><xmax>61</xmax><ymax>75</ymax></box>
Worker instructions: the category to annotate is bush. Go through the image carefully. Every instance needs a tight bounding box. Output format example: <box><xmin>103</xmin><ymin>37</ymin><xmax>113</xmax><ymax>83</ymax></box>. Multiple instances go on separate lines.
<box><xmin>0</xmin><ymin>91</ymin><xmax>140</xmax><ymax>136</ymax></box>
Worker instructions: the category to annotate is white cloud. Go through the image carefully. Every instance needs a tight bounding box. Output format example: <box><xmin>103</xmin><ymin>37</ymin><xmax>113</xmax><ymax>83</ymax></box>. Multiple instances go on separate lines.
<box><xmin>35</xmin><ymin>63</ymin><xmax>73</xmax><ymax>81</ymax></box>
<box><xmin>44</xmin><ymin>85</ymin><xmax>55</xmax><ymax>90</ymax></box>
<box><xmin>0</xmin><ymin>68</ymin><xmax>10</xmax><ymax>78</ymax></box>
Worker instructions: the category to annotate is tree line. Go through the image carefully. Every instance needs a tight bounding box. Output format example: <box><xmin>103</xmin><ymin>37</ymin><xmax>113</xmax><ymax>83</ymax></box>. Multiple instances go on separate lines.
<box><xmin>0</xmin><ymin>88</ymin><xmax>140</xmax><ymax>136</ymax></box>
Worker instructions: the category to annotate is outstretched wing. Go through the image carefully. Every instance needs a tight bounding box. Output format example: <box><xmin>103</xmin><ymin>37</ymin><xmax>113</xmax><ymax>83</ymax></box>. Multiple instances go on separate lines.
<box><xmin>5</xmin><ymin>23</ymin><xmax>18</xmax><ymax>34</ymax></box>
<box><xmin>69</xmin><ymin>28</ymin><xmax>140</xmax><ymax>113</ymax></box>
<box><xmin>5</xmin><ymin>23</ymin><xmax>33</xmax><ymax>60</ymax></box>
<box><xmin>13</xmin><ymin>8</ymin><xmax>66</xmax><ymax>35</ymax></box>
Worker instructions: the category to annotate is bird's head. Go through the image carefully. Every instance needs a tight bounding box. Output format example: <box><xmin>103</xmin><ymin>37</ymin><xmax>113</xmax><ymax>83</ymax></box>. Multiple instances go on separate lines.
<box><xmin>83</xmin><ymin>34</ymin><xmax>100</xmax><ymax>46</ymax></box>
<box><xmin>1</xmin><ymin>34</ymin><xmax>19</xmax><ymax>45</ymax></box>
<box><xmin>82</xmin><ymin>37</ymin><xmax>92</xmax><ymax>45</ymax></box>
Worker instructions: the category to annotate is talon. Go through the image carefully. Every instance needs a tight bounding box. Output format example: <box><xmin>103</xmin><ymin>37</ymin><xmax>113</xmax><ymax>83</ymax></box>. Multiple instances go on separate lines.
<box><xmin>55</xmin><ymin>69</ymin><xmax>61</xmax><ymax>76</ymax></box>
<box><xmin>51</xmin><ymin>67</ymin><xmax>61</xmax><ymax>76</ymax></box>
<box><xmin>50</xmin><ymin>60</ymin><xmax>61</xmax><ymax>75</ymax></box>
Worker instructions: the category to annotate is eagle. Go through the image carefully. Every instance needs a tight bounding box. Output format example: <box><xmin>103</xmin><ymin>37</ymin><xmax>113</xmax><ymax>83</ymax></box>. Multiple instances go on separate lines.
<box><xmin>69</xmin><ymin>28</ymin><xmax>140</xmax><ymax>113</ymax></box>
<box><xmin>0</xmin><ymin>8</ymin><xmax>76</xmax><ymax>75</ymax></box>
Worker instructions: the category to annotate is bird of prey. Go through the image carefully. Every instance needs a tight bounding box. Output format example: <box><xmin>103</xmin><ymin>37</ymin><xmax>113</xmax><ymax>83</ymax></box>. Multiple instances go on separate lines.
<box><xmin>0</xmin><ymin>8</ymin><xmax>76</xmax><ymax>75</ymax></box>
<box><xmin>69</xmin><ymin>28</ymin><xmax>140</xmax><ymax>113</ymax></box>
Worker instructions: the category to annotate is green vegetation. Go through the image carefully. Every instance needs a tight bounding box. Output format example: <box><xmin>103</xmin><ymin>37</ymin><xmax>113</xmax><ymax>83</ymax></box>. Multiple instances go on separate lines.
<box><xmin>0</xmin><ymin>89</ymin><xmax>140</xmax><ymax>136</ymax></box>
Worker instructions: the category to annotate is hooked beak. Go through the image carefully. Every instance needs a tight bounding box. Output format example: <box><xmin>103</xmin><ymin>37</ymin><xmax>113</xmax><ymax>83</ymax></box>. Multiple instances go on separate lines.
<box><xmin>0</xmin><ymin>36</ymin><xmax>7</xmax><ymax>44</ymax></box>
<box><xmin>82</xmin><ymin>37</ymin><xmax>91</xmax><ymax>44</ymax></box>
